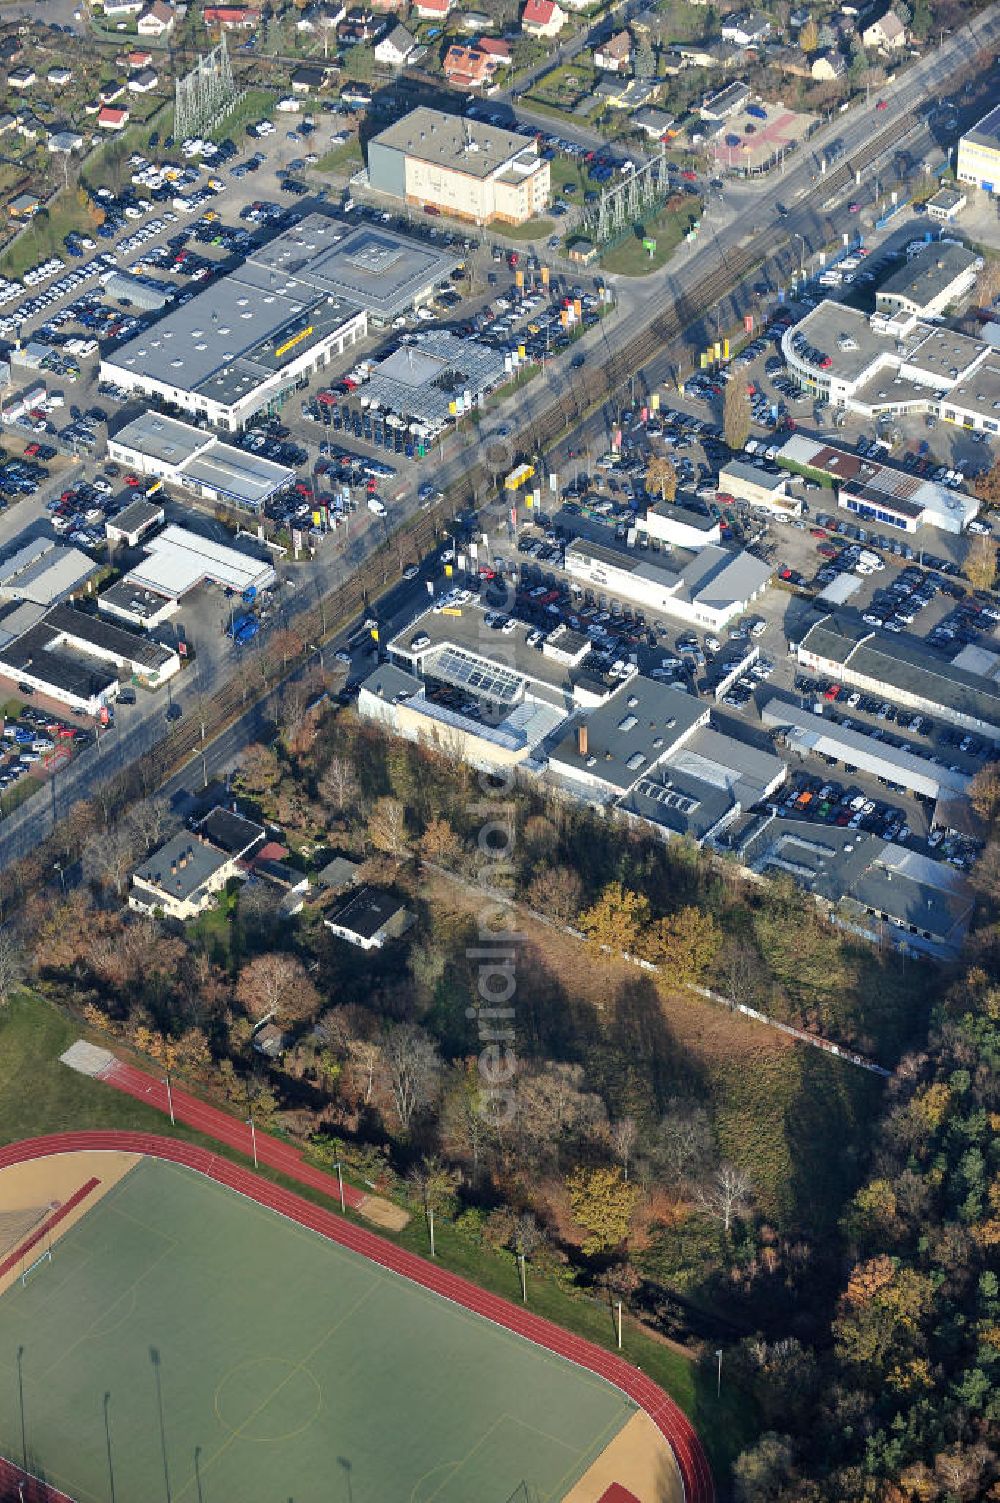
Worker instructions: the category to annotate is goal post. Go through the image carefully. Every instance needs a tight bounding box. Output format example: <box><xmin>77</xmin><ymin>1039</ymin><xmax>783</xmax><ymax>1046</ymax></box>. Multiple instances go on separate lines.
<box><xmin>21</xmin><ymin>1247</ymin><xmax>52</xmax><ymax>1287</ymax></box>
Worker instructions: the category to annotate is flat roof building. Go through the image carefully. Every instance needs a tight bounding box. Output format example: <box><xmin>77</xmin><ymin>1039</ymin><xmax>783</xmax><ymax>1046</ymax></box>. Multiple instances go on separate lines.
<box><xmin>100</xmin><ymin>523</ymin><xmax>275</xmax><ymax>628</ymax></box>
<box><xmin>797</xmin><ymin>613</ymin><xmax>1000</xmax><ymax>740</ymax></box>
<box><xmin>563</xmin><ymin>536</ymin><xmax>772</xmax><ymax>631</ymax></box>
<box><xmin>0</xmin><ymin>601</ymin><xmax>179</xmax><ymax>714</ymax></box>
<box><xmin>547</xmin><ymin>676</ymin><xmax>709</xmax><ymax>803</ymax></box>
<box><xmin>108</xmin><ymin>411</ymin><xmax>294</xmax><ymax>510</ymax></box>
<box><xmin>957</xmin><ymin>103</ymin><xmax>1000</xmax><ymax>194</ymax></box>
<box><xmin>741</xmin><ymin>817</ymin><xmax>973</xmax><ymax>958</ymax></box>
<box><xmin>780</xmin><ymin>300</ymin><xmax>1000</xmax><ymax>443</ymax></box>
<box><xmin>875</xmin><ymin>241</ymin><xmax>980</xmax><ymax>321</ymax></box>
<box><xmin>366</xmin><ymin>106</ymin><xmax>550</xmax><ymax>227</ymax></box>
<box><xmin>617</xmin><ymin>724</ymin><xmax>786</xmax><ymax>844</ymax></box>
<box><xmin>106</xmin><ymin>497</ymin><xmax>165</xmax><ymax>548</ymax></box>
<box><xmin>777</xmin><ymin>433</ymin><xmax>979</xmax><ymax>534</ymax></box>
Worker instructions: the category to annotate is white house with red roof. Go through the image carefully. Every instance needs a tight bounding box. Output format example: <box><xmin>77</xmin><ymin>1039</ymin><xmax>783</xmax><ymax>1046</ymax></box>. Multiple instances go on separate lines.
<box><xmin>413</xmin><ymin>0</ymin><xmax>450</xmax><ymax>16</ymax></box>
<box><xmin>98</xmin><ymin>105</ymin><xmax>130</xmax><ymax>130</ymax></box>
<box><xmin>521</xmin><ymin>0</ymin><xmax>566</xmax><ymax>37</ymax></box>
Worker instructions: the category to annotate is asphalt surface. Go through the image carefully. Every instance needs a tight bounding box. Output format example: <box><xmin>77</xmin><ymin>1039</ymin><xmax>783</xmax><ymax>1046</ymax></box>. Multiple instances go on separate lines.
<box><xmin>1</xmin><ymin>16</ymin><xmax>999</xmax><ymax>860</ymax></box>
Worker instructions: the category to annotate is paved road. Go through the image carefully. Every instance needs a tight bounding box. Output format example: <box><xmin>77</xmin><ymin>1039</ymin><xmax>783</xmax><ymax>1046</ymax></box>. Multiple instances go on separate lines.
<box><xmin>1</xmin><ymin>16</ymin><xmax>998</xmax><ymax>861</ymax></box>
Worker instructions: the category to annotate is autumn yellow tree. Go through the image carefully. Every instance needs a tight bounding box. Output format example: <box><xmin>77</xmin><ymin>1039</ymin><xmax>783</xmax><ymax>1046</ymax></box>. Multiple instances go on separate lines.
<box><xmin>965</xmin><ymin>533</ymin><xmax>996</xmax><ymax>593</ymax></box>
<box><xmin>799</xmin><ymin>16</ymin><xmax>819</xmax><ymax>50</ymax></box>
<box><xmin>644</xmin><ymin>905</ymin><xmax>721</xmax><ymax>984</ymax></box>
<box><xmin>566</xmin><ymin>1165</ymin><xmax>639</xmax><ymax>1254</ymax></box>
<box><xmin>578</xmin><ymin>881</ymin><xmax>651</xmax><ymax>955</ymax></box>
<box><xmin>645</xmin><ymin>453</ymin><xmax>677</xmax><ymax>502</ymax></box>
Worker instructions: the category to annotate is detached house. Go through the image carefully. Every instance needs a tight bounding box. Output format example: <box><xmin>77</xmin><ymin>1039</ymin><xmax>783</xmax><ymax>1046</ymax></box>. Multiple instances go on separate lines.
<box><xmin>137</xmin><ymin>0</ymin><xmax>175</xmax><ymax>36</ymax></box>
<box><xmin>7</xmin><ymin>67</ymin><xmax>35</xmax><ymax>92</ymax></box>
<box><xmin>98</xmin><ymin>105</ymin><xmax>130</xmax><ymax>129</ymax></box>
<box><xmin>720</xmin><ymin>9</ymin><xmax>770</xmax><ymax>46</ymax></box>
<box><xmin>442</xmin><ymin>42</ymin><xmax>503</xmax><ymax>87</ymax></box>
<box><xmin>413</xmin><ymin>0</ymin><xmax>451</xmax><ymax>18</ymax></box>
<box><xmin>861</xmin><ymin>7</ymin><xmax>906</xmax><ymax>50</ymax></box>
<box><xmin>203</xmin><ymin>5</ymin><xmax>260</xmax><ymax>26</ymax></box>
<box><xmin>521</xmin><ymin>0</ymin><xmax>567</xmax><ymax>37</ymax></box>
<box><xmin>374</xmin><ymin>21</ymin><xmax>418</xmax><ymax>65</ymax></box>
<box><xmin>130</xmin><ymin>832</ymin><xmax>244</xmax><ymax>922</ymax></box>
<box><xmin>811</xmin><ymin>47</ymin><xmax>846</xmax><ymax>79</ymax></box>
<box><xmin>594</xmin><ymin>30</ymin><xmax>632</xmax><ymax>72</ymax></box>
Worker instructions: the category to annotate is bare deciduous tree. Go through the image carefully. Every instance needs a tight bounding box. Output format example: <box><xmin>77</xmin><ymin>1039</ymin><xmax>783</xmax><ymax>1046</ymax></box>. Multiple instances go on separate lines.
<box><xmin>236</xmin><ymin>952</ymin><xmax>319</xmax><ymax>1025</ymax></box>
<box><xmin>654</xmin><ymin>1105</ymin><xmax>715</xmax><ymax>1189</ymax></box>
<box><xmin>382</xmin><ymin>1023</ymin><xmax>441</xmax><ymax>1131</ymax></box>
<box><xmin>0</xmin><ymin>926</ymin><xmax>24</xmax><ymax>1006</ymax></box>
<box><xmin>696</xmin><ymin>1161</ymin><xmax>754</xmax><ymax>1234</ymax></box>
<box><xmin>609</xmin><ymin>1116</ymin><xmax>638</xmax><ymax>1181</ymax></box>
<box><xmin>366</xmin><ymin>796</ymin><xmax>410</xmax><ymax>858</ymax></box>
<box><xmin>319</xmin><ymin>755</ymin><xmax>360</xmax><ymax>816</ymax></box>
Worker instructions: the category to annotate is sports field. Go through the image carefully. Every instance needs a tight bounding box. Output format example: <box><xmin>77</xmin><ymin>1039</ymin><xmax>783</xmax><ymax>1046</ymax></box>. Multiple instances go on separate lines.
<box><xmin>0</xmin><ymin>1157</ymin><xmax>636</xmax><ymax>1503</ymax></box>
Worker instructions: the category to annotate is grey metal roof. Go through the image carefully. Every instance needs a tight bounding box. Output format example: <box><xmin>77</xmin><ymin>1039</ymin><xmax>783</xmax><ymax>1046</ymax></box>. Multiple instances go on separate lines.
<box><xmin>549</xmin><ymin>675</ymin><xmax>707</xmax><ymax>792</ymax></box>
<box><xmin>962</xmin><ymin>101</ymin><xmax>1000</xmax><ymax>152</ymax></box>
<box><xmin>111</xmin><ymin>411</ymin><xmax>211</xmax><ymax>467</ymax></box>
<box><xmin>876</xmin><ymin>241</ymin><xmax>978</xmax><ymax>310</ymax></box>
<box><xmin>133</xmin><ymin>832</ymin><xmax>231</xmax><ymax>903</ymax></box>
<box><xmin>798</xmin><ymin>613</ymin><xmax>1000</xmax><ymax>733</ymax></box>
<box><xmin>250</xmin><ymin>215</ymin><xmax>461</xmax><ymax>321</ymax></box>
<box><xmin>107</xmin><ymin>497</ymin><xmax>165</xmax><ymax>539</ymax></box>
<box><xmin>370</xmin><ymin>106</ymin><xmax>540</xmax><ymax>181</ymax></box>
<box><xmin>761</xmin><ymin>696</ymin><xmax>969</xmax><ymax>800</ymax></box>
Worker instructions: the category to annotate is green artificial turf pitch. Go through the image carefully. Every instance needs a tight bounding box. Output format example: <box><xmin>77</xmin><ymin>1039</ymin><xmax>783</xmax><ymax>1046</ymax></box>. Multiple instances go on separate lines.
<box><xmin>0</xmin><ymin>1158</ymin><xmax>635</xmax><ymax>1502</ymax></box>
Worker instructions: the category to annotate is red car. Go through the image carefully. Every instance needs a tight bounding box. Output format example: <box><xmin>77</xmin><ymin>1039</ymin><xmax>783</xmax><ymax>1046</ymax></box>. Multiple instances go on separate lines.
<box><xmin>124</xmin><ymin>473</ymin><xmax>141</xmax><ymax>487</ymax></box>
<box><xmin>23</xmin><ymin>442</ymin><xmax>39</xmax><ymax>458</ymax></box>
<box><xmin>876</xmin><ymin>98</ymin><xmax>888</xmax><ymax>110</ymax></box>
<box><xmin>823</xmin><ymin>683</ymin><xmax>841</xmax><ymax>700</ymax></box>
<box><xmin>681</xmin><ymin>169</ymin><xmax>697</xmax><ymax>182</ymax></box>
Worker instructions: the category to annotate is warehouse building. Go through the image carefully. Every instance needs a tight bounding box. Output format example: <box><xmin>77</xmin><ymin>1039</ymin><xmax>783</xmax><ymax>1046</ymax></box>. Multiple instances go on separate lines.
<box><xmin>777</xmin><ymin>434</ymin><xmax>979</xmax><ymax>534</ymax></box>
<box><xmin>100</xmin><ymin>523</ymin><xmax>275</xmax><ymax>629</ymax></box>
<box><xmin>618</xmin><ymin>725</ymin><xmax>786</xmax><ymax>844</ymax></box>
<box><xmin>363</xmin><ymin>331</ymin><xmax>509</xmax><ymax>431</ymax></box>
<box><xmin>107</xmin><ymin>412</ymin><xmax>294</xmax><ymax>511</ymax></box>
<box><xmin>797</xmin><ymin>614</ymin><xmax>1000</xmax><ymax>740</ymax></box>
<box><xmin>717</xmin><ymin>459</ymin><xmax>799</xmax><ymax>515</ymax></box>
<box><xmin>366</xmin><ymin>107</ymin><xmax>550</xmax><ymax>226</ymax></box>
<box><xmin>740</xmin><ymin>818</ymin><xmax>973</xmax><ymax>958</ymax></box>
<box><xmin>874</xmin><ymin>241</ymin><xmax>981</xmax><ymax>321</ymax></box>
<box><xmin>780</xmin><ymin>298</ymin><xmax>1000</xmax><ymax>437</ymax></box>
<box><xmin>547</xmin><ymin>676</ymin><xmax>709</xmax><ymax>803</ymax></box>
<box><xmin>0</xmin><ymin>538</ymin><xmax>98</xmax><ymax>607</ymax></box>
<box><xmin>957</xmin><ymin>102</ymin><xmax>1000</xmax><ymax>194</ymax></box>
<box><xmin>0</xmin><ymin>602</ymin><xmax>179</xmax><ymax>714</ymax></box>
<box><xmin>563</xmin><ymin>536</ymin><xmax>772</xmax><ymax>631</ymax></box>
<box><xmin>761</xmin><ymin>697</ymin><xmax>970</xmax><ymax>801</ymax></box>
<box><xmin>100</xmin><ymin>216</ymin><xmax>465</xmax><ymax>430</ymax></box>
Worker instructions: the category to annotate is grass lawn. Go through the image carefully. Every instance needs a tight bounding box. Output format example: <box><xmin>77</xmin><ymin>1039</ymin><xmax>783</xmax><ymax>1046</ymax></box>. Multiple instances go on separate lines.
<box><xmin>600</xmin><ymin>199</ymin><xmax>698</xmax><ymax>276</ymax></box>
<box><xmin>210</xmin><ymin>87</ymin><xmax>277</xmax><ymax>144</ymax></box>
<box><xmin>0</xmin><ymin>195</ymin><xmax>88</xmax><ymax>279</ymax></box>
<box><xmin>501</xmin><ymin>217</ymin><xmax>556</xmax><ymax>242</ymax></box>
<box><xmin>0</xmin><ymin>994</ymin><xmax>756</xmax><ymax>1484</ymax></box>
<box><xmin>0</xmin><ymin>1158</ymin><xmax>636</xmax><ymax>1503</ymax></box>
<box><xmin>315</xmin><ymin>136</ymin><xmax>363</xmax><ymax>175</ymax></box>
<box><xmin>0</xmin><ymin>775</ymin><xmax>41</xmax><ymax>819</ymax></box>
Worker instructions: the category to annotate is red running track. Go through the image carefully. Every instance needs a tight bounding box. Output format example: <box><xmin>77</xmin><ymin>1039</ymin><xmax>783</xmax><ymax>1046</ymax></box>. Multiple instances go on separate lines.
<box><xmin>0</xmin><ymin>1133</ymin><xmax>716</xmax><ymax>1503</ymax></box>
<box><xmin>98</xmin><ymin>1058</ymin><xmax>368</xmax><ymax>1210</ymax></box>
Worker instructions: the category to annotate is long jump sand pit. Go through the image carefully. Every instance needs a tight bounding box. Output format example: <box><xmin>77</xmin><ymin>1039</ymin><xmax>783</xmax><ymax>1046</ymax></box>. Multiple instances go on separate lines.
<box><xmin>0</xmin><ymin>1150</ymin><xmax>138</xmax><ymax>1297</ymax></box>
<box><xmin>563</xmin><ymin>1411</ymin><xmax>683</xmax><ymax>1503</ymax></box>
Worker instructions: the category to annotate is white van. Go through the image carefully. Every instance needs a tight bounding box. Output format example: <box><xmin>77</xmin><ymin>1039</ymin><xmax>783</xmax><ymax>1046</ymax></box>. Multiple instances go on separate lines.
<box><xmin>368</xmin><ymin>496</ymin><xmax>387</xmax><ymax>517</ymax></box>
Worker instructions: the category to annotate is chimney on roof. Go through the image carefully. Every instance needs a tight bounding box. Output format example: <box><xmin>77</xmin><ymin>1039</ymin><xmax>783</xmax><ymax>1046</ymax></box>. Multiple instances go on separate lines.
<box><xmin>577</xmin><ymin>721</ymin><xmax>588</xmax><ymax>757</ymax></box>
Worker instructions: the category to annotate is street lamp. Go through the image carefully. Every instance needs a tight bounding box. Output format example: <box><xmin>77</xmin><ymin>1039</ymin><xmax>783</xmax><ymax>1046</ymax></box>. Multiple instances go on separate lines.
<box><xmin>792</xmin><ymin>232</ymin><xmax>806</xmax><ymax>280</ymax></box>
